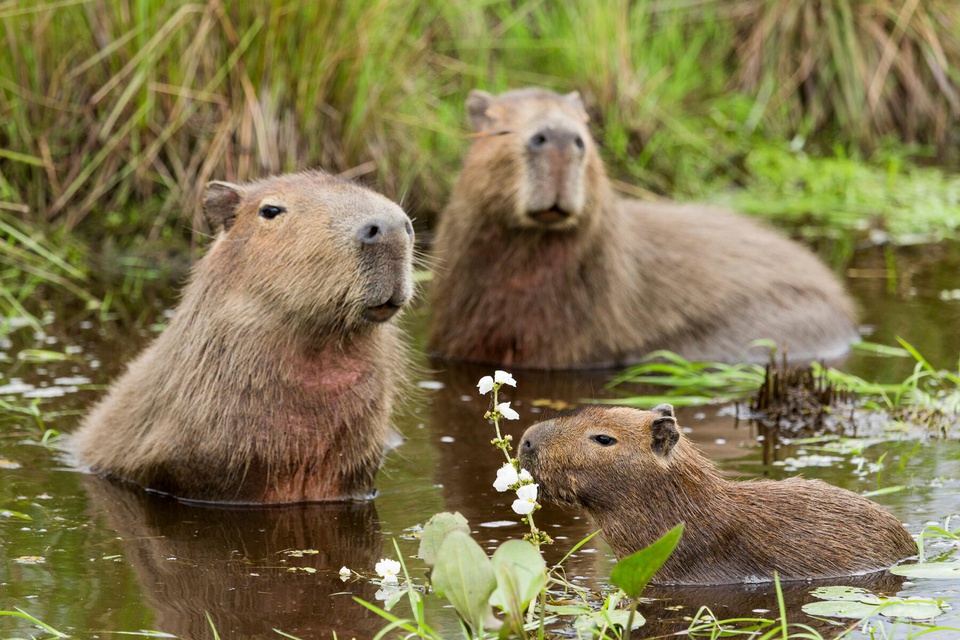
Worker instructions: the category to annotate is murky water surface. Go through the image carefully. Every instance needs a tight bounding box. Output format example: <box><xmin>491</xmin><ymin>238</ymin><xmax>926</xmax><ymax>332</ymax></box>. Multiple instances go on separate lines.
<box><xmin>1</xmin><ymin>240</ymin><xmax>959</xmax><ymax>639</ymax></box>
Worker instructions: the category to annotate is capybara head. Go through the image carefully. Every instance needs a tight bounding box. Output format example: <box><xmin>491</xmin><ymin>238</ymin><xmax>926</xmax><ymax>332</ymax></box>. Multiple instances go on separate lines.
<box><xmin>202</xmin><ymin>171</ymin><xmax>414</xmax><ymax>333</ymax></box>
<box><xmin>519</xmin><ymin>404</ymin><xmax>680</xmax><ymax>508</ymax></box>
<box><xmin>461</xmin><ymin>88</ymin><xmax>605</xmax><ymax>230</ymax></box>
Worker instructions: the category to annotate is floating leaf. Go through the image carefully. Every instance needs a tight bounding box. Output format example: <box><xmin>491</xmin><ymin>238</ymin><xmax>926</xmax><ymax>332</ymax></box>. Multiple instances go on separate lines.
<box><xmin>610</xmin><ymin>522</ymin><xmax>684</xmax><ymax>598</ymax></box>
<box><xmin>809</xmin><ymin>586</ymin><xmax>872</xmax><ymax>601</ymax></box>
<box><xmin>431</xmin><ymin>530</ymin><xmax>496</xmax><ymax>634</ymax></box>
<box><xmin>489</xmin><ymin>539</ymin><xmax>547</xmax><ymax>634</ymax></box>
<box><xmin>890</xmin><ymin>562</ymin><xmax>960</xmax><ymax>579</ymax></box>
<box><xmin>802</xmin><ymin>600</ymin><xmax>879</xmax><ymax>619</ymax></box>
<box><xmin>15</xmin><ymin>556</ymin><xmax>45</xmax><ymax>565</ymax></box>
<box><xmin>876</xmin><ymin>597</ymin><xmax>945</xmax><ymax>620</ymax></box>
<box><xmin>418</xmin><ymin>511</ymin><xmax>470</xmax><ymax>567</ymax></box>
<box><xmin>574</xmin><ymin>609</ymin><xmax>645</xmax><ymax>632</ymax></box>
<box><xmin>545</xmin><ymin>604</ymin><xmax>592</xmax><ymax>615</ymax></box>
<box><xmin>1</xmin><ymin>509</ymin><xmax>31</xmax><ymax>520</ymax></box>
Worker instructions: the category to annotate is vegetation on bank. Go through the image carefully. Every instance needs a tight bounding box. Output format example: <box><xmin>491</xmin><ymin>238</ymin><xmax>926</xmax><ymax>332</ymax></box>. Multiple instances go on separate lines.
<box><xmin>0</xmin><ymin>0</ymin><xmax>958</xmax><ymax>254</ymax></box>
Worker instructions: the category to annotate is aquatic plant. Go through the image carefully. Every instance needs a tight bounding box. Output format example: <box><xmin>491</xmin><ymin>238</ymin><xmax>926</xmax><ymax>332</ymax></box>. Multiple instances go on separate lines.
<box><xmin>356</xmin><ymin>369</ymin><xmax>683</xmax><ymax>638</ymax></box>
<box><xmin>607</xmin><ymin>339</ymin><xmax>960</xmax><ymax>437</ymax></box>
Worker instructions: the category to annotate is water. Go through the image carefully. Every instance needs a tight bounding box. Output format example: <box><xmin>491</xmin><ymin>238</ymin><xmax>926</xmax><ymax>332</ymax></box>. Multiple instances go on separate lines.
<box><xmin>1</xmin><ymin>240</ymin><xmax>959</xmax><ymax>639</ymax></box>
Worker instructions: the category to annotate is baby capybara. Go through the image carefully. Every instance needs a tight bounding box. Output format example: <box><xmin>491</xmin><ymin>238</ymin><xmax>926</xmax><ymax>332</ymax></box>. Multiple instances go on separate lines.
<box><xmin>519</xmin><ymin>405</ymin><xmax>916</xmax><ymax>585</ymax></box>
<box><xmin>72</xmin><ymin>171</ymin><xmax>414</xmax><ymax>504</ymax></box>
<box><xmin>428</xmin><ymin>88</ymin><xmax>857</xmax><ymax>369</ymax></box>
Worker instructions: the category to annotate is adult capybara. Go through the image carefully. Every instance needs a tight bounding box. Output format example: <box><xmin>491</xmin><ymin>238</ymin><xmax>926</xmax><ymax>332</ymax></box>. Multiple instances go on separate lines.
<box><xmin>72</xmin><ymin>171</ymin><xmax>414</xmax><ymax>504</ymax></box>
<box><xmin>519</xmin><ymin>405</ymin><xmax>916</xmax><ymax>585</ymax></box>
<box><xmin>428</xmin><ymin>88</ymin><xmax>857</xmax><ymax>369</ymax></box>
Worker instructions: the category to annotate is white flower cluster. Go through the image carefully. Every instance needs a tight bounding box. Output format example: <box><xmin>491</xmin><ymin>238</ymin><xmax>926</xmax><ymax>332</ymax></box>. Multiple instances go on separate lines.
<box><xmin>493</xmin><ymin>462</ymin><xmax>539</xmax><ymax>515</ymax></box>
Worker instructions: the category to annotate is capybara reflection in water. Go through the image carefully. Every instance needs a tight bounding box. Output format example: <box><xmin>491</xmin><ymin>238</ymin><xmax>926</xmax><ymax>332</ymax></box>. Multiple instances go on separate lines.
<box><xmin>428</xmin><ymin>88</ymin><xmax>857</xmax><ymax>369</ymax></box>
<box><xmin>519</xmin><ymin>405</ymin><xmax>916</xmax><ymax>585</ymax></box>
<box><xmin>72</xmin><ymin>171</ymin><xmax>414</xmax><ymax>503</ymax></box>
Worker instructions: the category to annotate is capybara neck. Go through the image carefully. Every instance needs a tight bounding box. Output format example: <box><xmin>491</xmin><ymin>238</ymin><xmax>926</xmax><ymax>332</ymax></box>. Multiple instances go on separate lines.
<box><xmin>519</xmin><ymin>405</ymin><xmax>916</xmax><ymax>585</ymax></box>
<box><xmin>429</xmin><ymin>87</ymin><xmax>856</xmax><ymax>369</ymax></box>
<box><xmin>72</xmin><ymin>171</ymin><xmax>413</xmax><ymax>504</ymax></box>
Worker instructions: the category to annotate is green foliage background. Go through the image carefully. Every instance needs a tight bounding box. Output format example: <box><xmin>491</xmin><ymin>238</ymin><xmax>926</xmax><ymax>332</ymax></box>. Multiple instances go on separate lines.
<box><xmin>0</xmin><ymin>1</ymin><xmax>957</xmax><ymax>239</ymax></box>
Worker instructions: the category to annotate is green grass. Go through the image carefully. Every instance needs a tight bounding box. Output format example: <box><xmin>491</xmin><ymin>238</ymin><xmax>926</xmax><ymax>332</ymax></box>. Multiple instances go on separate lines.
<box><xmin>0</xmin><ymin>0</ymin><xmax>958</xmax><ymax>248</ymax></box>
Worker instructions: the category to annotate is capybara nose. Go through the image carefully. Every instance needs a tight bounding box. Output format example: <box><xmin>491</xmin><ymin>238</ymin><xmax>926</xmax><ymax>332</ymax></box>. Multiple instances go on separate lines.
<box><xmin>356</xmin><ymin>216</ymin><xmax>413</xmax><ymax>245</ymax></box>
<box><xmin>527</xmin><ymin>128</ymin><xmax>585</xmax><ymax>153</ymax></box>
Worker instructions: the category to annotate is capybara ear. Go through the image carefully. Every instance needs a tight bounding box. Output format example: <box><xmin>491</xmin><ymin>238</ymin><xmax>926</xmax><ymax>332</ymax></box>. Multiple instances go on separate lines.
<box><xmin>650</xmin><ymin>415</ymin><xmax>680</xmax><ymax>456</ymax></box>
<box><xmin>563</xmin><ymin>91</ymin><xmax>589</xmax><ymax>122</ymax></box>
<box><xmin>652</xmin><ymin>403</ymin><xmax>675</xmax><ymax>419</ymax></box>
<box><xmin>466</xmin><ymin>89</ymin><xmax>496</xmax><ymax>131</ymax></box>
<box><xmin>203</xmin><ymin>181</ymin><xmax>244</xmax><ymax>232</ymax></box>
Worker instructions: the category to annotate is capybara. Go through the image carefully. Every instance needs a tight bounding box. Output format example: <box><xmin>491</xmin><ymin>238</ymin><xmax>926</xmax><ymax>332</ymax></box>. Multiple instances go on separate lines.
<box><xmin>428</xmin><ymin>88</ymin><xmax>857</xmax><ymax>369</ymax></box>
<box><xmin>519</xmin><ymin>405</ymin><xmax>916</xmax><ymax>585</ymax></box>
<box><xmin>72</xmin><ymin>171</ymin><xmax>414</xmax><ymax>503</ymax></box>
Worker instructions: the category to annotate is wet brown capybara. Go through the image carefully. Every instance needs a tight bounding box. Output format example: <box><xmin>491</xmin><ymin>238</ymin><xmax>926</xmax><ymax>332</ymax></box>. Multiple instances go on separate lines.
<box><xmin>518</xmin><ymin>405</ymin><xmax>917</xmax><ymax>585</ymax></box>
<box><xmin>428</xmin><ymin>88</ymin><xmax>857</xmax><ymax>369</ymax></box>
<box><xmin>71</xmin><ymin>171</ymin><xmax>414</xmax><ymax>504</ymax></box>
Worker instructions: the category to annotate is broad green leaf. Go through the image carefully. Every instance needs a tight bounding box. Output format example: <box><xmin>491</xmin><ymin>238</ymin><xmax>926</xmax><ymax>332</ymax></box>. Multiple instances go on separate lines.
<box><xmin>418</xmin><ymin>512</ymin><xmax>470</xmax><ymax>567</ymax></box>
<box><xmin>876</xmin><ymin>597</ymin><xmax>945</xmax><ymax>620</ymax></box>
<box><xmin>889</xmin><ymin>562</ymin><xmax>960</xmax><ymax>579</ymax></box>
<box><xmin>431</xmin><ymin>530</ymin><xmax>496</xmax><ymax>634</ymax></box>
<box><xmin>809</xmin><ymin>586</ymin><xmax>871</xmax><ymax>601</ymax></box>
<box><xmin>610</xmin><ymin>522</ymin><xmax>684</xmax><ymax>598</ymax></box>
<box><xmin>489</xmin><ymin>540</ymin><xmax>547</xmax><ymax>634</ymax></box>
<box><xmin>802</xmin><ymin>600</ymin><xmax>879</xmax><ymax>619</ymax></box>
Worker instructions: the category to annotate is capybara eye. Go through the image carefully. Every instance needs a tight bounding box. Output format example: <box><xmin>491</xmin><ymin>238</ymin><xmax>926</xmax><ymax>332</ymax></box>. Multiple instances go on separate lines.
<box><xmin>590</xmin><ymin>434</ymin><xmax>617</xmax><ymax>446</ymax></box>
<box><xmin>259</xmin><ymin>205</ymin><xmax>286</xmax><ymax>219</ymax></box>
<box><xmin>574</xmin><ymin>135</ymin><xmax>585</xmax><ymax>151</ymax></box>
<box><xmin>530</xmin><ymin>132</ymin><xmax>547</xmax><ymax>148</ymax></box>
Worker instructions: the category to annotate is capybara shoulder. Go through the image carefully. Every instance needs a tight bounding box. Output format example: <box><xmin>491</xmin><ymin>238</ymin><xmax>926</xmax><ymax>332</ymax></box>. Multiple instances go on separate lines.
<box><xmin>428</xmin><ymin>87</ymin><xmax>856</xmax><ymax>369</ymax></box>
<box><xmin>519</xmin><ymin>406</ymin><xmax>915</xmax><ymax>585</ymax></box>
<box><xmin>71</xmin><ymin>171</ymin><xmax>415</xmax><ymax>504</ymax></box>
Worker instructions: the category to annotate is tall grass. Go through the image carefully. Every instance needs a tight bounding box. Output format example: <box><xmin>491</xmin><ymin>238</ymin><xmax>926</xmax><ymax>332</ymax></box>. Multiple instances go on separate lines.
<box><xmin>0</xmin><ymin>0</ymin><xmax>958</xmax><ymax>247</ymax></box>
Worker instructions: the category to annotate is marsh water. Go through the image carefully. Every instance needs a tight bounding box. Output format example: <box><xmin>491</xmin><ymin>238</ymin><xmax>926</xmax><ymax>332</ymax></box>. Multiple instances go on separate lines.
<box><xmin>2</xmin><ymin>238</ymin><xmax>959</xmax><ymax>639</ymax></box>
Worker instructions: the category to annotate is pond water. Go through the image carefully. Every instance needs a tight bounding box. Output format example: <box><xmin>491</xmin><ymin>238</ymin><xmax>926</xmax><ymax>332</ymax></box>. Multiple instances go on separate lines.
<box><xmin>1</xmin><ymin>238</ymin><xmax>959</xmax><ymax>639</ymax></box>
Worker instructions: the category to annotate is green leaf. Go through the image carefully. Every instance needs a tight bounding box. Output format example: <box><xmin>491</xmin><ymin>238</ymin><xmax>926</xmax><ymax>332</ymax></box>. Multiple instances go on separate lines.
<box><xmin>876</xmin><ymin>597</ymin><xmax>945</xmax><ymax>620</ymax></box>
<box><xmin>489</xmin><ymin>540</ymin><xmax>547</xmax><ymax>634</ymax></box>
<box><xmin>889</xmin><ymin>562</ymin><xmax>960</xmax><ymax>579</ymax></box>
<box><xmin>573</xmin><ymin>609</ymin><xmax>645</xmax><ymax>632</ymax></box>
<box><xmin>17</xmin><ymin>349</ymin><xmax>71</xmax><ymax>363</ymax></box>
<box><xmin>809</xmin><ymin>586</ymin><xmax>872</xmax><ymax>601</ymax></box>
<box><xmin>431</xmin><ymin>530</ymin><xmax>496</xmax><ymax>634</ymax></box>
<box><xmin>802</xmin><ymin>600</ymin><xmax>879</xmax><ymax>619</ymax></box>
<box><xmin>418</xmin><ymin>512</ymin><xmax>470</xmax><ymax>567</ymax></box>
<box><xmin>609</xmin><ymin>522</ymin><xmax>684</xmax><ymax>598</ymax></box>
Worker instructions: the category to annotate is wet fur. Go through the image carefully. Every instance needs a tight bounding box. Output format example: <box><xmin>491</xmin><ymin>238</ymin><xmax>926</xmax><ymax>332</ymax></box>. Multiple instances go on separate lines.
<box><xmin>429</xmin><ymin>88</ymin><xmax>857</xmax><ymax>369</ymax></box>
<box><xmin>71</xmin><ymin>171</ymin><xmax>413</xmax><ymax>503</ymax></box>
<box><xmin>519</xmin><ymin>406</ymin><xmax>917</xmax><ymax>585</ymax></box>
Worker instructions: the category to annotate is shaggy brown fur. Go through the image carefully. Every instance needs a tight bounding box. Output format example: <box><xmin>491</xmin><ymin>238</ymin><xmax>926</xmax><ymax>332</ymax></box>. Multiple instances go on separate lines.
<box><xmin>519</xmin><ymin>405</ymin><xmax>916</xmax><ymax>585</ymax></box>
<box><xmin>428</xmin><ymin>88</ymin><xmax>857</xmax><ymax>369</ymax></box>
<box><xmin>72</xmin><ymin>171</ymin><xmax>414</xmax><ymax>503</ymax></box>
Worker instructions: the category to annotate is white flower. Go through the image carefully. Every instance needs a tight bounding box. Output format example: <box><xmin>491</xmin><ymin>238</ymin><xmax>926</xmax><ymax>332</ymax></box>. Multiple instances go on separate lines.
<box><xmin>493</xmin><ymin>463</ymin><xmax>519</xmax><ymax>492</ymax></box>
<box><xmin>375</xmin><ymin>582</ymin><xmax>400</xmax><ymax>601</ymax></box>
<box><xmin>512</xmin><ymin>483</ymin><xmax>539</xmax><ymax>515</ymax></box>
<box><xmin>498</xmin><ymin>402</ymin><xmax>519</xmax><ymax>420</ymax></box>
<box><xmin>338</xmin><ymin>566</ymin><xmax>351</xmax><ymax>580</ymax></box>
<box><xmin>477</xmin><ymin>376</ymin><xmax>494</xmax><ymax>395</ymax></box>
<box><xmin>518</xmin><ymin>468</ymin><xmax>533</xmax><ymax>483</ymax></box>
<box><xmin>375</xmin><ymin>558</ymin><xmax>401</xmax><ymax>584</ymax></box>
<box><xmin>494</xmin><ymin>370</ymin><xmax>517</xmax><ymax>387</ymax></box>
